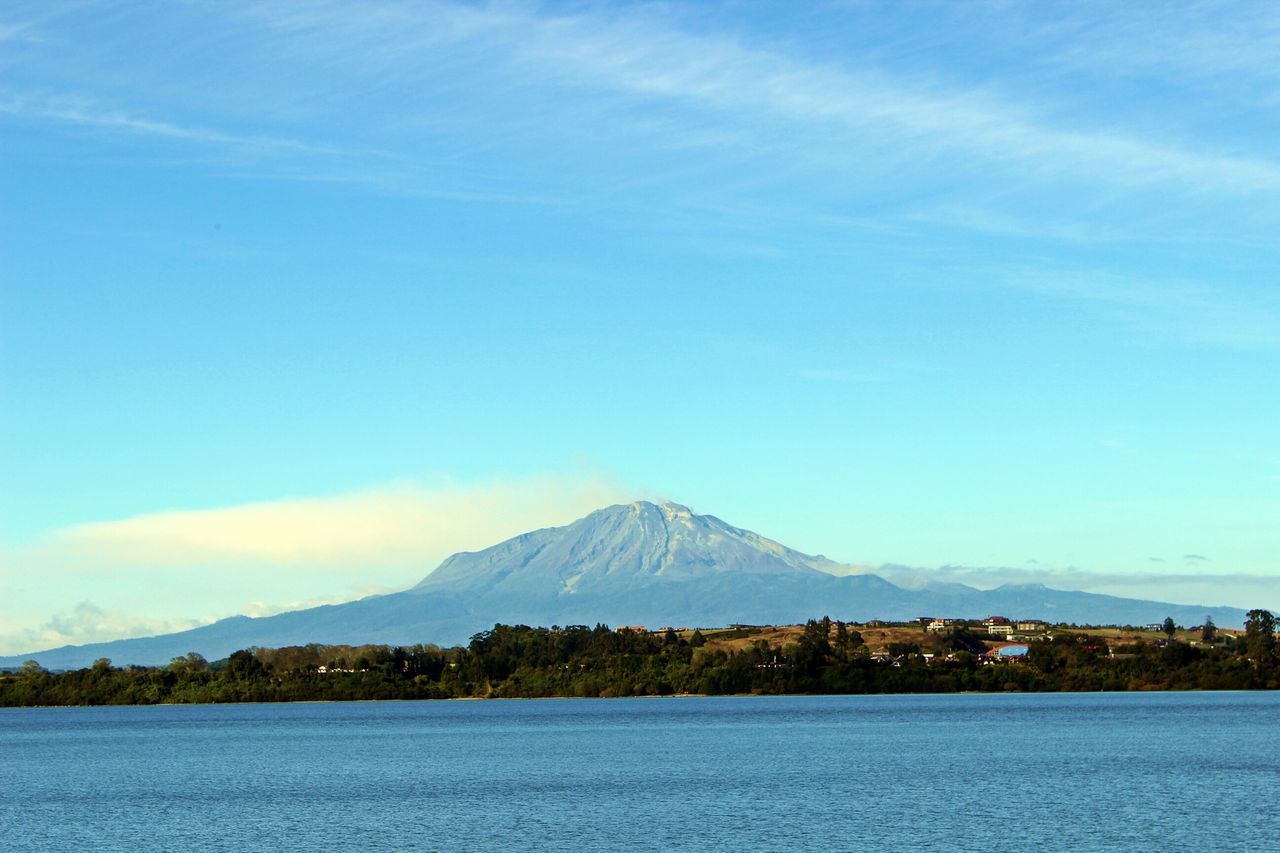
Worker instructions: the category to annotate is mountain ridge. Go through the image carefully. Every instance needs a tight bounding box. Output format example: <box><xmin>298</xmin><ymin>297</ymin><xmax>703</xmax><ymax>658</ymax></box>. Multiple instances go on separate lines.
<box><xmin>1</xmin><ymin>500</ymin><xmax>1253</xmax><ymax>669</ymax></box>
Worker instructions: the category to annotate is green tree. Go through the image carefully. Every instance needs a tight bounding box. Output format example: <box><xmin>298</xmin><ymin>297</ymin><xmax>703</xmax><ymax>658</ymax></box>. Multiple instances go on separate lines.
<box><xmin>834</xmin><ymin>621</ymin><xmax>850</xmax><ymax>658</ymax></box>
<box><xmin>1200</xmin><ymin>617</ymin><xmax>1217</xmax><ymax>644</ymax></box>
<box><xmin>1162</xmin><ymin>617</ymin><xmax>1177</xmax><ymax>638</ymax></box>
<box><xmin>227</xmin><ymin>649</ymin><xmax>265</xmax><ymax>679</ymax></box>
<box><xmin>689</xmin><ymin>630</ymin><xmax>706</xmax><ymax>648</ymax></box>
<box><xmin>167</xmin><ymin>652</ymin><xmax>209</xmax><ymax>673</ymax></box>
<box><xmin>1244</xmin><ymin>609</ymin><xmax>1276</xmax><ymax>662</ymax></box>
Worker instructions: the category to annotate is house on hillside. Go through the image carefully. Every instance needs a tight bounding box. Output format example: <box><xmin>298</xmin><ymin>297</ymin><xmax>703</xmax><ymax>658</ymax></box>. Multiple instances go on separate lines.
<box><xmin>983</xmin><ymin>616</ymin><xmax>1011</xmax><ymax>636</ymax></box>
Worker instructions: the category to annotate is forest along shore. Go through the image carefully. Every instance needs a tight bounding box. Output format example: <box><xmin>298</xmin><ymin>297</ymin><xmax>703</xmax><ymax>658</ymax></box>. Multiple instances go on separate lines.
<box><xmin>3</xmin><ymin>612</ymin><xmax>1278</xmax><ymax>706</ymax></box>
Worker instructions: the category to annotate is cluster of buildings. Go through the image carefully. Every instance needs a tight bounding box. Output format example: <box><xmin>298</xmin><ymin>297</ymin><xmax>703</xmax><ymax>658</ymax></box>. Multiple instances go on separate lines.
<box><xmin>921</xmin><ymin>616</ymin><xmax>1051</xmax><ymax>641</ymax></box>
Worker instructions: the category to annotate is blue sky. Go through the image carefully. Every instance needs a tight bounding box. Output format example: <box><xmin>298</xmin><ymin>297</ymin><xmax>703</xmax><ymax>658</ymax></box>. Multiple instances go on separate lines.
<box><xmin>2</xmin><ymin>1</ymin><xmax>1278</xmax><ymax>652</ymax></box>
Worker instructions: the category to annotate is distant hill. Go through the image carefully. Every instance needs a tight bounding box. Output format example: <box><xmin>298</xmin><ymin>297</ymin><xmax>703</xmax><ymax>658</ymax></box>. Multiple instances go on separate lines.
<box><xmin>0</xmin><ymin>501</ymin><xmax>1251</xmax><ymax>669</ymax></box>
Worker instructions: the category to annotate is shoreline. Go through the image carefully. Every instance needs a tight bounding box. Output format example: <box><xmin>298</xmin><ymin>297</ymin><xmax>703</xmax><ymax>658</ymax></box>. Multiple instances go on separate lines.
<box><xmin>3</xmin><ymin>686</ymin><xmax>1274</xmax><ymax>711</ymax></box>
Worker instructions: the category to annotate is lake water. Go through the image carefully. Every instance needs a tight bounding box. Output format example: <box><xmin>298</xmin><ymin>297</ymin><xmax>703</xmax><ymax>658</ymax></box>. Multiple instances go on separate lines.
<box><xmin>3</xmin><ymin>692</ymin><xmax>1278</xmax><ymax>850</ymax></box>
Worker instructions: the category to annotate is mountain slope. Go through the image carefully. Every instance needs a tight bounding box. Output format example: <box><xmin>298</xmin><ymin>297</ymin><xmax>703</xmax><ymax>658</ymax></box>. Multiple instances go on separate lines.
<box><xmin>1</xmin><ymin>501</ymin><xmax>1253</xmax><ymax>669</ymax></box>
<box><xmin>414</xmin><ymin>501</ymin><xmax>842</xmax><ymax>596</ymax></box>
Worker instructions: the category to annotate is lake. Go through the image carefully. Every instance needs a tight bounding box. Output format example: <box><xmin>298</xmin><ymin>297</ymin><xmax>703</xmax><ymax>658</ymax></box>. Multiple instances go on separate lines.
<box><xmin>3</xmin><ymin>692</ymin><xmax>1278</xmax><ymax>850</ymax></box>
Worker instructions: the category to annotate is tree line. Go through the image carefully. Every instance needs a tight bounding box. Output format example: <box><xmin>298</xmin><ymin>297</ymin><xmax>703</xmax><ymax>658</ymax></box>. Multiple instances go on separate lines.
<box><xmin>2</xmin><ymin>610</ymin><xmax>1277</xmax><ymax>706</ymax></box>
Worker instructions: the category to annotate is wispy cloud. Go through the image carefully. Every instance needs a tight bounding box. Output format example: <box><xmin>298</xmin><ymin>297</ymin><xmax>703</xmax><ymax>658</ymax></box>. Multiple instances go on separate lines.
<box><xmin>10</xmin><ymin>1</ymin><xmax>1280</xmax><ymax>236</ymax></box>
<box><xmin>42</xmin><ymin>0</ymin><xmax>1259</xmax><ymax>201</ymax></box>
<box><xmin>34</xmin><ymin>472</ymin><xmax>630</xmax><ymax>571</ymax></box>
<box><xmin>986</xmin><ymin>266</ymin><xmax>1280</xmax><ymax>349</ymax></box>
<box><xmin>1045</xmin><ymin>3</ymin><xmax>1280</xmax><ymax>86</ymax></box>
<box><xmin>0</xmin><ymin>91</ymin><xmax>359</xmax><ymax>158</ymax></box>
<box><xmin>228</xmin><ymin>1</ymin><xmax>1280</xmax><ymax>194</ymax></box>
<box><xmin>0</xmin><ymin>21</ymin><xmax>41</xmax><ymax>43</ymax></box>
<box><xmin>3</xmin><ymin>602</ymin><xmax>208</xmax><ymax>657</ymax></box>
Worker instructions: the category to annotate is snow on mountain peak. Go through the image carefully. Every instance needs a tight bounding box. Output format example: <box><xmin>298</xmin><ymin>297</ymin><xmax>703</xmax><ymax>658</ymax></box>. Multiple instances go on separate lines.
<box><xmin>413</xmin><ymin>500</ymin><xmax>844</xmax><ymax>596</ymax></box>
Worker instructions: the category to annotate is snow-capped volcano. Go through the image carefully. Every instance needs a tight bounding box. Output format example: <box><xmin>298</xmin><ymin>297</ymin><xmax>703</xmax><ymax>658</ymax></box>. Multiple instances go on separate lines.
<box><xmin>414</xmin><ymin>501</ymin><xmax>843</xmax><ymax>596</ymax></box>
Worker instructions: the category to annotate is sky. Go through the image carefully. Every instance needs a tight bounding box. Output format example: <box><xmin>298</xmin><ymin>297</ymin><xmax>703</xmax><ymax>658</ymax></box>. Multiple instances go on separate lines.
<box><xmin>1</xmin><ymin>1</ymin><xmax>1278</xmax><ymax>654</ymax></box>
